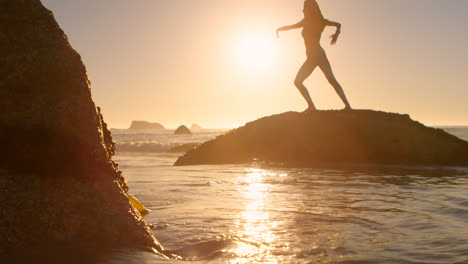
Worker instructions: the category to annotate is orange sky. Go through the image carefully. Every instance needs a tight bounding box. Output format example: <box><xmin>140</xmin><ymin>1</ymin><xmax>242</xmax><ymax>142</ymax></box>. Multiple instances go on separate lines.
<box><xmin>42</xmin><ymin>0</ymin><xmax>468</xmax><ymax>128</ymax></box>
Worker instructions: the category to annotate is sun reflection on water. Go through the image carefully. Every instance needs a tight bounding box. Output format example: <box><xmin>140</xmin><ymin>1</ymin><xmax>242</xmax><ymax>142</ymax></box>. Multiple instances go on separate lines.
<box><xmin>228</xmin><ymin>168</ymin><xmax>286</xmax><ymax>264</ymax></box>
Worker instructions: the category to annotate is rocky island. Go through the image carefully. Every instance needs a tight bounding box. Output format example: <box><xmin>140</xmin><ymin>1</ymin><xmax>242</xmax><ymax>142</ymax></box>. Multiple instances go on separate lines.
<box><xmin>0</xmin><ymin>0</ymin><xmax>165</xmax><ymax>260</ymax></box>
<box><xmin>129</xmin><ymin>121</ymin><xmax>165</xmax><ymax>130</ymax></box>
<box><xmin>175</xmin><ymin>110</ymin><xmax>468</xmax><ymax>167</ymax></box>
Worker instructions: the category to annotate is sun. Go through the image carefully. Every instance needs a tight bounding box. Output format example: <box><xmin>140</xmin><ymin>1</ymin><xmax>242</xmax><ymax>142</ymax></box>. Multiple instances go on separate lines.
<box><xmin>234</xmin><ymin>31</ymin><xmax>276</xmax><ymax>72</ymax></box>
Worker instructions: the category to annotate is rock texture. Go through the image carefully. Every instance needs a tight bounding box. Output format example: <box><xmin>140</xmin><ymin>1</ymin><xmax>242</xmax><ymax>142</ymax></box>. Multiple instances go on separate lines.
<box><xmin>175</xmin><ymin>110</ymin><xmax>468</xmax><ymax>167</ymax></box>
<box><xmin>174</xmin><ymin>125</ymin><xmax>192</xmax><ymax>135</ymax></box>
<box><xmin>0</xmin><ymin>0</ymin><xmax>163</xmax><ymax>259</ymax></box>
<box><xmin>129</xmin><ymin>121</ymin><xmax>165</xmax><ymax>130</ymax></box>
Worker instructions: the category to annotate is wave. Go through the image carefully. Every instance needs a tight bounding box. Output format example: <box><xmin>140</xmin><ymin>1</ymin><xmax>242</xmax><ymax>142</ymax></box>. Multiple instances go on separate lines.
<box><xmin>168</xmin><ymin>235</ymin><xmax>263</xmax><ymax>261</ymax></box>
<box><xmin>116</xmin><ymin>141</ymin><xmax>172</xmax><ymax>153</ymax></box>
<box><xmin>116</xmin><ymin>141</ymin><xmax>199</xmax><ymax>153</ymax></box>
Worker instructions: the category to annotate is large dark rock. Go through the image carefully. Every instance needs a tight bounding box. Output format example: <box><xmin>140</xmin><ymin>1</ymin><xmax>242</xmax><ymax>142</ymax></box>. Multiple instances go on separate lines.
<box><xmin>174</xmin><ymin>125</ymin><xmax>192</xmax><ymax>135</ymax></box>
<box><xmin>0</xmin><ymin>0</ymin><xmax>164</xmax><ymax>259</ymax></box>
<box><xmin>175</xmin><ymin>110</ymin><xmax>468</xmax><ymax>167</ymax></box>
<box><xmin>129</xmin><ymin>121</ymin><xmax>165</xmax><ymax>130</ymax></box>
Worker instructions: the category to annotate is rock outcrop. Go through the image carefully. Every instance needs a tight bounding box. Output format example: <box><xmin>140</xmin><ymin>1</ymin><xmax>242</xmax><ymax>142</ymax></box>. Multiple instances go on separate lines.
<box><xmin>129</xmin><ymin>121</ymin><xmax>165</xmax><ymax>130</ymax></box>
<box><xmin>174</xmin><ymin>125</ymin><xmax>192</xmax><ymax>135</ymax></box>
<box><xmin>175</xmin><ymin>110</ymin><xmax>468</xmax><ymax>167</ymax></box>
<box><xmin>0</xmin><ymin>0</ymin><xmax>164</xmax><ymax>259</ymax></box>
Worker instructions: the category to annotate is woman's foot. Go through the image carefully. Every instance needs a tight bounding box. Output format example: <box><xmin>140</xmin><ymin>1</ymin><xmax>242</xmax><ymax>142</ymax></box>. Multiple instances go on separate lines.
<box><xmin>302</xmin><ymin>106</ymin><xmax>317</xmax><ymax>114</ymax></box>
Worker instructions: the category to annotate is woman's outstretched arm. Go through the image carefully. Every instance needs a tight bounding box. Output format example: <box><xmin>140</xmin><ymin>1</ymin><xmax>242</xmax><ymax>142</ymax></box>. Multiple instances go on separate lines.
<box><xmin>276</xmin><ymin>19</ymin><xmax>305</xmax><ymax>38</ymax></box>
<box><xmin>324</xmin><ymin>19</ymin><xmax>341</xmax><ymax>45</ymax></box>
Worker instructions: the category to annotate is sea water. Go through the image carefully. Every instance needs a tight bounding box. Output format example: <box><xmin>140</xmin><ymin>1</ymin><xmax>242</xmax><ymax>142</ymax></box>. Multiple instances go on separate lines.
<box><xmin>103</xmin><ymin>127</ymin><xmax>468</xmax><ymax>264</ymax></box>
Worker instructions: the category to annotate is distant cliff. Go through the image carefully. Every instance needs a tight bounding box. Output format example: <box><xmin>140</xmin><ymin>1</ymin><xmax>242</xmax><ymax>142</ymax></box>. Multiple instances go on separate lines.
<box><xmin>129</xmin><ymin>121</ymin><xmax>165</xmax><ymax>130</ymax></box>
<box><xmin>191</xmin><ymin>124</ymin><xmax>202</xmax><ymax>130</ymax></box>
<box><xmin>175</xmin><ymin>110</ymin><xmax>468</xmax><ymax>167</ymax></box>
<box><xmin>0</xmin><ymin>0</ymin><xmax>164</xmax><ymax>259</ymax></box>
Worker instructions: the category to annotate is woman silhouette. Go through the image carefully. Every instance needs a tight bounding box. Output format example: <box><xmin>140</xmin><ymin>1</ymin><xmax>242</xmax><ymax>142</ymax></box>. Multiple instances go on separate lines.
<box><xmin>277</xmin><ymin>0</ymin><xmax>351</xmax><ymax>112</ymax></box>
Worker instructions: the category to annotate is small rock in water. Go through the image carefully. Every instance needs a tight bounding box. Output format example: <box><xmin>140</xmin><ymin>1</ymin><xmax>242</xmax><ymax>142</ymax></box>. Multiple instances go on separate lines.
<box><xmin>174</xmin><ymin>125</ymin><xmax>192</xmax><ymax>135</ymax></box>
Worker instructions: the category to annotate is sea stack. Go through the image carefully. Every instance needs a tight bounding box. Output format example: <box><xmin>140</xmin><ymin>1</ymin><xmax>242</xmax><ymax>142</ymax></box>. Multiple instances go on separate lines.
<box><xmin>0</xmin><ymin>0</ymin><xmax>163</xmax><ymax>259</ymax></box>
<box><xmin>175</xmin><ymin>110</ymin><xmax>468</xmax><ymax>167</ymax></box>
<box><xmin>174</xmin><ymin>125</ymin><xmax>192</xmax><ymax>135</ymax></box>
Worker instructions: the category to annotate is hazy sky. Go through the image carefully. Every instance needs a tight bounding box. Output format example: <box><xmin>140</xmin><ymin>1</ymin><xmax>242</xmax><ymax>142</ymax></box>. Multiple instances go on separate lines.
<box><xmin>41</xmin><ymin>0</ymin><xmax>468</xmax><ymax>128</ymax></box>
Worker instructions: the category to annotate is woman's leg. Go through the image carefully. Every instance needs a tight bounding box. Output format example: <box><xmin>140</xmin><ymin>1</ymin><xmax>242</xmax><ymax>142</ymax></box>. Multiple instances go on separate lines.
<box><xmin>295</xmin><ymin>58</ymin><xmax>318</xmax><ymax>111</ymax></box>
<box><xmin>318</xmin><ymin>52</ymin><xmax>352</xmax><ymax>109</ymax></box>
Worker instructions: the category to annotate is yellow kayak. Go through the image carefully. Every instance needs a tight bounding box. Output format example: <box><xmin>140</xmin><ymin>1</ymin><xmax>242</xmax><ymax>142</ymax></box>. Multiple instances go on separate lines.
<box><xmin>128</xmin><ymin>194</ymin><xmax>151</xmax><ymax>218</ymax></box>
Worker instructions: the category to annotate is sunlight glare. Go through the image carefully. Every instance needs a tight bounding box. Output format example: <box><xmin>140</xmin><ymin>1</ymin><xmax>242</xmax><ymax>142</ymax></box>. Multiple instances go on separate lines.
<box><xmin>234</xmin><ymin>31</ymin><xmax>276</xmax><ymax>72</ymax></box>
<box><xmin>229</xmin><ymin>168</ymin><xmax>281</xmax><ymax>264</ymax></box>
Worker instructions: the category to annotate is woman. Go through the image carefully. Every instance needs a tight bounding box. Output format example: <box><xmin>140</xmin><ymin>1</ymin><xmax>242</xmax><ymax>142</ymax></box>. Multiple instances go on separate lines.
<box><xmin>277</xmin><ymin>0</ymin><xmax>352</xmax><ymax>112</ymax></box>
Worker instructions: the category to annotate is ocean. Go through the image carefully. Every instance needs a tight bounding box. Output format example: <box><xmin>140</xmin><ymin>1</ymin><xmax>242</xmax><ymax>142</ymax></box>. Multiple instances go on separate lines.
<box><xmin>103</xmin><ymin>127</ymin><xmax>468</xmax><ymax>263</ymax></box>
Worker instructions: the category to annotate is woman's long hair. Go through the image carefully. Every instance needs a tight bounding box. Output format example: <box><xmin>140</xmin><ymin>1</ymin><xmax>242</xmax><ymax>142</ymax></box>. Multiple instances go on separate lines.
<box><xmin>305</xmin><ymin>0</ymin><xmax>325</xmax><ymax>28</ymax></box>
